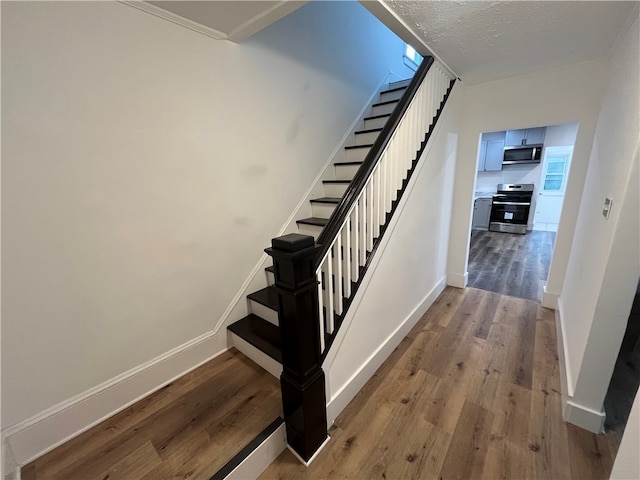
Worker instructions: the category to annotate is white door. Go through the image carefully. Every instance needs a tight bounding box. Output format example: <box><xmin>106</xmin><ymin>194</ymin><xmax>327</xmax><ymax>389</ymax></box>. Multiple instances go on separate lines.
<box><xmin>534</xmin><ymin>146</ymin><xmax>573</xmax><ymax>232</ymax></box>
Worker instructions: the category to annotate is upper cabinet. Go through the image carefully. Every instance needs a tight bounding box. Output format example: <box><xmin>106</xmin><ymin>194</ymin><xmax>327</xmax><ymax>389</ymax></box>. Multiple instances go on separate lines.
<box><xmin>505</xmin><ymin>127</ymin><xmax>546</xmax><ymax>147</ymax></box>
<box><xmin>477</xmin><ymin>131</ymin><xmax>506</xmax><ymax>172</ymax></box>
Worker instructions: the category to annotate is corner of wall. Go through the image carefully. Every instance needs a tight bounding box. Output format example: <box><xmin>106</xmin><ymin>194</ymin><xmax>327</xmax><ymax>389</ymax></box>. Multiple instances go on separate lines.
<box><xmin>446</xmin><ymin>272</ymin><xmax>468</xmax><ymax>288</ymax></box>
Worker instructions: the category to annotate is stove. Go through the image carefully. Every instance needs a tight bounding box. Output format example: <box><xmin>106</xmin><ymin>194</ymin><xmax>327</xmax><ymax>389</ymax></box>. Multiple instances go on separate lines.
<box><xmin>489</xmin><ymin>183</ymin><xmax>534</xmax><ymax>234</ymax></box>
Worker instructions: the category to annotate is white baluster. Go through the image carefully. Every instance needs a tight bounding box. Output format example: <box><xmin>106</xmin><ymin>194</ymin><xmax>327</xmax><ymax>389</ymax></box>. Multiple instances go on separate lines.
<box><xmin>373</xmin><ymin>163</ymin><xmax>381</xmax><ymax>238</ymax></box>
<box><xmin>351</xmin><ymin>207</ymin><xmax>359</xmax><ymax>281</ymax></box>
<box><xmin>317</xmin><ymin>269</ymin><xmax>325</xmax><ymax>353</ymax></box>
<box><xmin>335</xmin><ymin>232</ymin><xmax>343</xmax><ymax>316</ymax></box>
<box><xmin>367</xmin><ymin>179</ymin><xmax>374</xmax><ymax>251</ymax></box>
<box><xmin>343</xmin><ymin>221</ymin><xmax>351</xmax><ymax>298</ymax></box>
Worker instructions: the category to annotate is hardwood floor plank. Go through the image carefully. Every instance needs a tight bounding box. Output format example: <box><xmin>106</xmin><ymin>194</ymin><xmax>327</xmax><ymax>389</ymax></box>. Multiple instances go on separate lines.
<box><xmin>24</xmin><ymin>350</ymin><xmax>281</xmax><ymax>480</ymax></box>
<box><xmin>262</xmin><ymin>287</ymin><xmax>616</xmax><ymax>480</ymax></box>
<box><xmin>439</xmin><ymin>400</ymin><xmax>495</xmax><ymax>479</ymax></box>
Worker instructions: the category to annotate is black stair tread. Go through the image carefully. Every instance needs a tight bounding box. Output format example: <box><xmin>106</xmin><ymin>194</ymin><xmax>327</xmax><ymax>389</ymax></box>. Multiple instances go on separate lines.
<box><xmin>334</xmin><ymin>161</ymin><xmax>364</xmax><ymax>166</ymax></box>
<box><xmin>323</xmin><ymin>179</ymin><xmax>351</xmax><ymax>184</ymax></box>
<box><xmin>247</xmin><ymin>286</ymin><xmax>279</xmax><ymax>310</ymax></box>
<box><xmin>363</xmin><ymin>113</ymin><xmax>392</xmax><ymax>121</ymax></box>
<box><xmin>345</xmin><ymin>144</ymin><xmax>373</xmax><ymax>150</ymax></box>
<box><xmin>297</xmin><ymin>217</ymin><xmax>329</xmax><ymax>227</ymax></box>
<box><xmin>380</xmin><ymin>85</ymin><xmax>408</xmax><ymax>94</ymax></box>
<box><xmin>265</xmin><ymin>265</ymin><xmax>274</xmax><ymax>273</ymax></box>
<box><xmin>228</xmin><ymin>314</ymin><xmax>282</xmax><ymax>363</ymax></box>
<box><xmin>355</xmin><ymin>127</ymin><xmax>384</xmax><ymax>135</ymax></box>
<box><xmin>372</xmin><ymin>98</ymin><xmax>400</xmax><ymax>107</ymax></box>
<box><xmin>310</xmin><ymin>197</ymin><xmax>341</xmax><ymax>204</ymax></box>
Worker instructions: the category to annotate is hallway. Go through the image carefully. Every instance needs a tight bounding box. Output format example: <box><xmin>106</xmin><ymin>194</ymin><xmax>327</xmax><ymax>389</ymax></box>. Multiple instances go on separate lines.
<box><xmin>467</xmin><ymin>230</ymin><xmax>556</xmax><ymax>301</ymax></box>
<box><xmin>261</xmin><ymin>287</ymin><xmax>617</xmax><ymax>479</ymax></box>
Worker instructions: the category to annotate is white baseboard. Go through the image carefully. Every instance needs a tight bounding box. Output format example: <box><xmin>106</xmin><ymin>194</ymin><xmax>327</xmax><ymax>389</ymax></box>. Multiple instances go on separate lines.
<box><xmin>564</xmin><ymin>401</ymin><xmax>606</xmax><ymax>433</ymax></box>
<box><xmin>225</xmin><ymin>423</ymin><xmax>286</xmax><ymax>480</ymax></box>
<box><xmin>554</xmin><ymin>299</ymin><xmax>605</xmax><ymax>434</ymax></box>
<box><xmin>2</xmin><ymin>331</ymin><xmax>228</xmax><ymax>470</ymax></box>
<box><xmin>446</xmin><ymin>272</ymin><xmax>468</xmax><ymax>288</ymax></box>
<box><xmin>541</xmin><ymin>285</ymin><xmax>559</xmax><ymax>309</ymax></box>
<box><xmin>326</xmin><ymin>278</ymin><xmax>446</xmax><ymax>426</ymax></box>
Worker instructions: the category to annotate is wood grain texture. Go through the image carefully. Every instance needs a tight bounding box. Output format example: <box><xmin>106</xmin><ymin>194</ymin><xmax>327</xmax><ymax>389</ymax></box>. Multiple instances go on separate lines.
<box><xmin>260</xmin><ymin>287</ymin><xmax>616</xmax><ymax>480</ymax></box>
<box><xmin>22</xmin><ymin>349</ymin><xmax>282</xmax><ymax>480</ymax></box>
<box><xmin>468</xmin><ymin>230</ymin><xmax>555</xmax><ymax>301</ymax></box>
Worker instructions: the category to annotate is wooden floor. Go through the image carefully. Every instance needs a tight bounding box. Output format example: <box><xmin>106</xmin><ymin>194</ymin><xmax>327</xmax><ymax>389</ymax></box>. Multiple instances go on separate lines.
<box><xmin>22</xmin><ymin>350</ymin><xmax>282</xmax><ymax>480</ymax></box>
<box><xmin>468</xmin><ymin>230</ymin><xmax>555</xmax><ymax>301</ymax></box>
<box><xmin>261</xmin><ymin>287</ymin><xmax>617</xmax><ymax>480</ymax></box>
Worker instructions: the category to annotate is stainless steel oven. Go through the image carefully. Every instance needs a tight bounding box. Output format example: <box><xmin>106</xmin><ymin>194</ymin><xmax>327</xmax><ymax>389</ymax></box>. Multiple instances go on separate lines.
<box><xmin>489</xmin><ymin>183</ymin><xmax>534</xmax><ymax>234</ymax></box>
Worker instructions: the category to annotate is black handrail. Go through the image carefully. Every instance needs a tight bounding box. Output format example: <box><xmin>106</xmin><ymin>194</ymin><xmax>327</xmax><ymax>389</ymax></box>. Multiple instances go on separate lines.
<box><xmin>314</xmin><ymin>56</ymin><xmax>435</xmax><ymax>264</ymax></box>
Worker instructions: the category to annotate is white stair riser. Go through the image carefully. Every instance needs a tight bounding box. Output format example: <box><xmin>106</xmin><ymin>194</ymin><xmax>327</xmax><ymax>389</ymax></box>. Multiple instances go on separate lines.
<box><xmin>266</xmin><ymin>269</ymin><xmax>275</xmax><ymax>286</ymax></box>
<box><xmin>380</xmin><ymin>88</ymin><xmax>406</xmax><ymax>102</ymax></box>
<box><xmin>345</xmin><ymin>147</ymin><xmax>370</xmax><ymax>163</ymax></box>
<box><xmin>334</xmin><ymin>163</ymin><xmax>360</xmax><ymax>181</ymax></box>
<box><xmin>389</xmin><ymin>79</ymin><xmax>411</xmax><ymax>89</ymax></box>
<box><xmin>371</xmin><ymin>102</ymin><xmax>398</xmax><ymax>116</ymax></box>
<box><xmin>297</xmin><ymin>223</ymin><xmax>323</xmax><ymax>239</ymax></box>
<box><xmin>364</xmin><ymin>115</ymin><xmax>389</xmax><ymax>129</ymax></box>
<box><xmin>311</xmin><ymin>202</ymin><xmax>337</xmax><ymax>219</ymax></box>
<box><xmin>230</xmin><ymin>333</ymin><xmax>282</xmax><ymax>379</ymax></box>
<box><xmin>354</xmin><ymin>130</ymin><xmax>380</xmax><ymax>145</ymax></box>
<box><xmin>323</xmin><ymin>182</ymin><xmax>349</xmax><ymax>197</ymax></box>
<box><xmin>249</xmin><ymin>300</ymin><xmax>279</xmax><ymax>326</ymax></box>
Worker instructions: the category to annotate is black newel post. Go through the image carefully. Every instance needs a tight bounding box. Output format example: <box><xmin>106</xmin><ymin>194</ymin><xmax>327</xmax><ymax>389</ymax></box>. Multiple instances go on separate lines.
<box><xmin>265</xmin><ymin>233</ymin><xmax>328</xmax><ymax>462</ymax></box>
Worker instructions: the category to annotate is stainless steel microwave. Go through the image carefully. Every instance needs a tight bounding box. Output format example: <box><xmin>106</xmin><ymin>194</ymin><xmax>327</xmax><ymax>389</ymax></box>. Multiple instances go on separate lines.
<box><xmin>503</xmin><ymin>145</ymin><xmax>543</xmax><ymax>165</ymax></box>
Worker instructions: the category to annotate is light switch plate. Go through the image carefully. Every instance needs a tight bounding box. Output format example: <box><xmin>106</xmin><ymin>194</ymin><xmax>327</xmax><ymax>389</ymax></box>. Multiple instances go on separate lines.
<box><xmin>603</xmin><ymin>197</ymin><xmax>613</xmax><ymax>219</ymax></box>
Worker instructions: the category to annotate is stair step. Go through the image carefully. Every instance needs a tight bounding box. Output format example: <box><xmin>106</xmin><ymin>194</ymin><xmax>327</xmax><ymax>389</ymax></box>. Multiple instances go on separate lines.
<box><xmin>354</xmin><ymin>127</ymin><xmax>383</xmax><ymax>145</ymax></box>
<box><xmin>371</xmin><ymin>99</ymin><xmax>399</xmax><ymax>116</ymax></box>
<box><xmin>310</xmin><ymin>197</ymin><xmax>341</xmax><ymax>218</ymax></box>
<box><xmin>265</xmin><ymin>265</ymin><xmax>275</xmax><ymax>286</ymax></box>
<box><xmin>334</xmin><ymin>161</ymin><xmax>363</xmax><ymax>181</ymax></box>
<box><xmin>296</xmin><ymin>217</ymin><xmax>328</xmax><ymax>239</ymax></box>
<box><xmin>248</xmin><ymin>286</ymin><xmax>279</xmax><ymax>325</ymax></box>
<box><xmin>388</xmin><ymin>78</ymin><xmax>411</xmax><ymax>89</ymax></box>
<box><xmin>344</xmin><ymin>144</ymin><xmax>372</xmax><ymax>162</ymax></box>
<box><xmin>323</xmin><ymin>180</ymin><xmax>350</xmax><ymax>197</ymax></box>
<box><xmin>228</xmin><ymin>314</ymin><xmax>282</xmax><ymax>363</ymax></box>
<box><xmin>364</xmin><ymin>113</ymin><xmax>391</xmax><ymax>130</ymax></box>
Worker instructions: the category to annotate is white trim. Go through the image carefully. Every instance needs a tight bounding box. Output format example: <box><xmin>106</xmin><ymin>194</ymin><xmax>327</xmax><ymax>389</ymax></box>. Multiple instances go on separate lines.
<box><xmin>326</xmin><ymin>278</ymin><xmax>446</xmax><ymax>426</ymax></box>
<box><xmin>287</xmin><ymin>436</ymin><xmax>331</xmax><ymax>467</ymax></box>
<box><xmin>225</xmin><ymin>423</ymin><xmax>287</xmax><ymax>480</ymax></box>
<box><xmin>2</xmin><ymin>333</ymin><xmax>228</xmax><ymax>468</ymax></box>
<box><xmin>446</xmin><ymin>271</ymin><xmax>468</xmax><ymax>288</ymax></box>
<box><xmin>555</xmin><ymin>300</ymin><xmax>604</xmax><ymax>433</ymax></box>
<box><xmin>227</xmin><ymin>1</ymin><xmax>308</xmax><ymax>43</ymax></box>
<box><xmin>119</xmin><ymin>1</ymin><xmax>227</xmax><ymax>40</ymax></box>
<box><xmin>564</xmin><ymin>401</ymin><xmax>606</xmax><ymax>434</ymax></box>
<box><xmin>541</xmin><ymin>285</ymin><xmax>559</xmax><ymax>309</ymax></box>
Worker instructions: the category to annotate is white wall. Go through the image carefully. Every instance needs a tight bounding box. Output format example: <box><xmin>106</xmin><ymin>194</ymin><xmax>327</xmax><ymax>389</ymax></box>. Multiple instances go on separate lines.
<box><xmin>558</xmin><ymin>12</ymin><xmax>640</xmax><ymax>429</ymax></box>
<box><xmin>324</xmin><ymin>84</ymin><xmax>461</xmax><ymax>423</ymax></box>
<box><xmin>446</xmin><ymin>59</ymin><xmax>608</xmax><ymax>290</ymax></box>
<box><xmin>1</xmin><ymin>0</ymin><xmax>414</xmax><ymax>461</ymax></box>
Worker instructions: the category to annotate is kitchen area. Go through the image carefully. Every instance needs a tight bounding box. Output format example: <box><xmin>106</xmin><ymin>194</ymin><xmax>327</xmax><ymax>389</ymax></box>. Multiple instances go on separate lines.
<box><xmin>468</xmin><ymin>122</ymin><xmax>578</xmax><ymax>301</ymax></box>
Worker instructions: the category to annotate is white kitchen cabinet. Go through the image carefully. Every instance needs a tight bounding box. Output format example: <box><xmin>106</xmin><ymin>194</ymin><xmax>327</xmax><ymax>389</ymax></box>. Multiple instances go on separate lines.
<box><xmin>477</xmin><ymin>131</ymin><xmax>506</xmax><ymax>172</ymax></box>
<box><xmin>505</xmin><ymin>127</ymin><xmax>546</xmax><ymax>146</ymax></box>
<box><xmin>472</xmin><ymin>198</ymin><xmax>492</xmax><ymax>229</ymax></box>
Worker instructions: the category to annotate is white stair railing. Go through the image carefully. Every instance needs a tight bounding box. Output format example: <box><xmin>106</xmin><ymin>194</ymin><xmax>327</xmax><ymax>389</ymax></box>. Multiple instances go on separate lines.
<box><xmin>315</xmin><ymin>60</ymin><xmax>454</xmax><ymax>356</ymax></box>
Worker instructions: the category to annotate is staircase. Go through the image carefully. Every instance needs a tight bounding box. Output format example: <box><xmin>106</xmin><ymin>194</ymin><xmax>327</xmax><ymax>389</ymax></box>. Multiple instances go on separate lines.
<box><xmin>221</xmin><ymin>56</ymin><xmax>455</xmax><ymax>472</ymax></box>
<box><xmin>227</xmin><ymin>78</ymin><xmax>413</xmax><ymax>376</ymax></box>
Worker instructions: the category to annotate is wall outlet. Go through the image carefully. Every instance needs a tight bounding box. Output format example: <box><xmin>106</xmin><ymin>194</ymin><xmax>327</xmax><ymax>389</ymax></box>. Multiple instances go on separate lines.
<box><xmin>602</xmin><ymin>197</ymin><xmax>613</xmax><ymax>219</ymax></box>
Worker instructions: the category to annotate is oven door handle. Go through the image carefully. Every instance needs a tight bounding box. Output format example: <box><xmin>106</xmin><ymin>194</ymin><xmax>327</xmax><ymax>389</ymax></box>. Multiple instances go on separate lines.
<box><xmin>492</xmin><ymin>201</ymin><xmax>531</xmax><ymax>206</ymax></box>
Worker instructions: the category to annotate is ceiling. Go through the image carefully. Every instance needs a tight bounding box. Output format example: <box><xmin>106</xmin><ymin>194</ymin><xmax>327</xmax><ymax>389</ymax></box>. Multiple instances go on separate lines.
<box><xmin>142</xmin><ymin>1</ymin><xmax>307</xmax><ymax>42</ymax></box>
<box><xmin>134</xmin><ymin>1</ymin><xmax>637</xmax><ymax>85</ymax></box>
<box><xmin>381</xmin><ymin>1</ymin><xmax>639</xmax><ymax>85</ymax></box>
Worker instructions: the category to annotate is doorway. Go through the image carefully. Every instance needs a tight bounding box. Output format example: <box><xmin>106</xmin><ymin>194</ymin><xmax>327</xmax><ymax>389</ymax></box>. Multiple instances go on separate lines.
<box><xmin>468</xmin><ymin>121</ymin><xmax>578</xmax><ymax>302</ymax></box>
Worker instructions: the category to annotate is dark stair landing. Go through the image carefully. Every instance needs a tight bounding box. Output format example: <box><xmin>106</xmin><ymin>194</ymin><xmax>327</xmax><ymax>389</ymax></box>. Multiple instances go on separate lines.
<box><xmin>228</xmin><ymin>314</ymin><xmax>282</xmax><ymax>363</ymax></box>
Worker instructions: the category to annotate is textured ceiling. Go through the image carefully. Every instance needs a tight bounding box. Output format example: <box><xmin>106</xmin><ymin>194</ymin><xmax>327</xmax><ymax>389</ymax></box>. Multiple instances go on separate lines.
<box><xmin>385</xmin><ymin>1</ymin><xmax>638</xmax><ymax>85</ymax></box>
